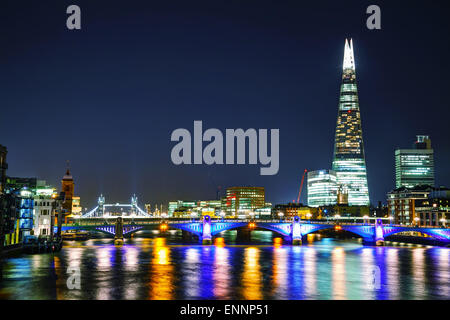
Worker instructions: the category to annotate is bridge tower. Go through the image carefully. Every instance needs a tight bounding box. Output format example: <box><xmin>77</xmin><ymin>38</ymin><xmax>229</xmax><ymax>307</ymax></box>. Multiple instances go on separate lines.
<box><xmin>291</xmin><ymin>216</ymin><xmax>302</xmax><ymax>245</ymax></box>
<box><xmin>202</xmin><ymin>215</ymin><xmax>212</xmax><ymax>245</ymax></box>
<box><xmin>97</xmin><ymin>194</ymin><xmax>105</xmax><ymax>217</ymax></box>
<box><xmin>114</xmin><ymin>217</ymin><xmax>124</xmax><ymax>245</ymax></box>
<box><xmin>374</xmin><ymin>218</ymin><xmax>385</xmax><ymax>246</ymax></box>
<box><xmin>131</xmin><ymin>194</ymin><xmax>138</xmax><ymax>215</ymax></box>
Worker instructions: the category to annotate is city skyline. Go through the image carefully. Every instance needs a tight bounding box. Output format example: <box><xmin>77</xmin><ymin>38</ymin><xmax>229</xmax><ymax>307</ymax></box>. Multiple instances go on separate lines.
<box><xmin>1</xmin><ymin>1</ymin><xmax>450</xmax><ymax>305</ymax></box>
<box><xmin>1</xmin><ymin>1</ymin><xmax>450</xmax><ymax>208</ymax></box>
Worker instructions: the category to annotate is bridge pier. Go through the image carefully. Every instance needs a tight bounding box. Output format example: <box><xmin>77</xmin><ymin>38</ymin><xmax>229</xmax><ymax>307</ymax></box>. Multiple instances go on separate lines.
<box><xmin>201</xmin><ymin>215</ymin><xmax>212</xmax><ymax>245</ymax></box>
<box><xmin>114</xmin><ymin>217</ymin><xmax>124</xmax><ymax>245</ymax></box>
<box><xmin>362</xmin><ymin>219</ymin><xmax>385</xmax><ymax>246</ymax></box>
<box><xmin>291</xmin><ymin>216</ymin><xmax>302</xmax><ymax>245</ymax></box>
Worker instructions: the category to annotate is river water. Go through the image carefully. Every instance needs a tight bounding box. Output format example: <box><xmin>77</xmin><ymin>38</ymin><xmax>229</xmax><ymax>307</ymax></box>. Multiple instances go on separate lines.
<box><xmin>0</xmin><ymin>230</ymin><xmax>449</xmax><ymax>300</ymax></box>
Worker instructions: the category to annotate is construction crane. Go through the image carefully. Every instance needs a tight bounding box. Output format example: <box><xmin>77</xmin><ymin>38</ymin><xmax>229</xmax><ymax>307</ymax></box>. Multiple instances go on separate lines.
<box><xmin>296</xmin><ymin>169</ymin><xmax>308</xmax><ymax>204</ymax></box>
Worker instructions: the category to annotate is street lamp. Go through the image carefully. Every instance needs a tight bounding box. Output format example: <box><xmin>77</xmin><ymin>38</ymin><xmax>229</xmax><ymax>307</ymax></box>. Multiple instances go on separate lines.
<box><xmin>278</xmin><ymin>212</ymin><xmax>284</xmax><ymax>222</ymax></box>
<box><xmin>389</xmin><ymin>216</ymin><xmax>394</xmax><ymax>225</ymax></box>
<box><xmin>249</xmin><ymin>211</ymin><xmax>255</xmax><ymax>221</ymax></box>
<box><xmin>440</xmin><ymin>218</ymin><xmax>447</xmax><ymax>227</ymax></box>
<box><xmin>414</xmin><ymin>217</ymin><xmax>420</xmax><ymax>227</ymax></box>
<box><xmin>306</xmin><ymin>212</ymin><xmax>312</xmax><ymax>223</ymax></box>
<box><xmin>220</xmin><ymin>210</ymin><xmax>226</xmax><ymax>221</ymax></box>
<box><xmin>363</xmin><ymin>215</ymin><xmax>369</xmax><ymax>224</ymax></box>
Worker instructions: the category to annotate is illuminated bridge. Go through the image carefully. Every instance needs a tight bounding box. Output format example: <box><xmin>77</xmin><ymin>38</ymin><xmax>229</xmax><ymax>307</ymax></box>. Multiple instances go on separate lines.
<box><xmin>62</xmin><ymin>215</ymin><xmax>450</xmax><ymax>246</ymax></box>
<box><xmin>81</xmin><ymin>194</ymin><xmax>150</xmax><ymax>218</ymax></box>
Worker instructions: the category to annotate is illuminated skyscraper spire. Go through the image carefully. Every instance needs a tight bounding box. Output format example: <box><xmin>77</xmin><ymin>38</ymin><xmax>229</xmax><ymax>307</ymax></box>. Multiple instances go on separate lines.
<box><xmin>343</xmin><ymin>38</ymin><xmax>355</xmax><ymax>71</ymax></box>
<box><xmin>332</xmin><ymin>39</ymin><xmax>370</xmax><ymax>206</ymax></box>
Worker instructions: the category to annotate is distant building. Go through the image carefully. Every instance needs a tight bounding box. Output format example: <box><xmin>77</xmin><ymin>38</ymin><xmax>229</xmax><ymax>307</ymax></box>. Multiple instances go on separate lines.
<box><xmin>337</xmin><ymin>185</ymin><xmax>349</xmax><ymax>205</ymax></box>
<box><xmin>224</xmin><ymin>186</ymin><xmax>265</xmax><ymax>217</ymax></box>
<box><xmin>33</xmin><ymin>185</ymin><xmax>58</xmax><ymax>237</ymax></box>
<box><xmin>6</xmin><ymin>179</ymin><xmax>58</xmax><ymax>238</ymax></box>
<box><xmin>5</xmin><ymin>177</ymin><xmax>39</xmax><ymax>192</ymax></box>
<box><xmin>61</xmin><ymin>168</ymin><xmax>74</xmax><ymax>218</ymax></box>
<box><xmin>395</xmin><ymin>135</ymin><xmax>434</xmax><ymax>188</ymax></box>
<box><xmin>372</xmin><ymin>201</ymin><xmax>388</xmax><ymax>218</ymax></box>
<box><xmin>15</xmin><ymin>188</ymin><xmax>34</xmax><ymax>236</ymax></box>
<box><xmin>4</xmin><ymin>178</ymin><xmax>37</xmax><ymax>238</ymax></box>
<box><xmin>0</xmin><ymin>193</ymin><xmax>21</xmax><ymax>247</ymax></box>
<box><xmin>387</xmin><ymin>185</ymin><xmax>434</xmax><ymax>225</ymax></box>
<box><xmin>307</xmin><ymin>170</ymin><xmax>338</xmax><ymax>207</ymax></box>
<box><xmin>414</xmin><ymin>188</ymin><xmax>449</xmax><ymax>227</ymax></box>
<box><xmin>168</xmin><ymin>200</ymin><xmax>222</xmax><ymax>218</ymax></box>
<box><xmin>168</xmin><ymin>200</ymin><xmax>197</xmax><ymax>216</ymax></box>
<box><xmin>71</xmin><ymin>196</ymin><xmax>82</xmax><ymax>215</ymax></box>
<box><xmin>320</xmin><ymin>204</ymin><xmax>369</xmax><ymax>218</ymax></box>
<box><xmin>274</xmin><ymin>203</ymin><xmax>318</xmax><ymax>219</ymax></box>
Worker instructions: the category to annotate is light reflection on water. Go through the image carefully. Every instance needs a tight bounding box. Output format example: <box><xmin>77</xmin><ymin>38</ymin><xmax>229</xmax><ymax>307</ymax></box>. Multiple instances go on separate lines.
<box><xmin>0</xmin><ymin>232</ymin><xmax>449</xmax><ymax>300</ymax></box>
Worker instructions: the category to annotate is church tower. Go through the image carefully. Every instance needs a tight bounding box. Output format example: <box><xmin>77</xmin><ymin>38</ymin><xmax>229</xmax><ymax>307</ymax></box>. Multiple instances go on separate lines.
<box><xmin>61</xmin><ymin>162</ymin><xmax>74</xmax><ymax>216</ymax></box>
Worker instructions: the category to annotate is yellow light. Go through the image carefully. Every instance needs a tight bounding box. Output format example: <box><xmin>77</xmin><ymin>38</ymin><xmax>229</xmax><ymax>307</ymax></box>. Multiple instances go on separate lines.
<box><xmin>273</xmin><ymin>237</ymin><xmax>282</xmax><ymax>247</ymax></box>
<box><xmin>214</xmin><ymin>237</ymin><xmax>225</xmax><ymax>247</ymax></box>
<box><xmin>335</xmin><ymin>225</ymin><xmax>342</xmax><ymax>231</ymax></box>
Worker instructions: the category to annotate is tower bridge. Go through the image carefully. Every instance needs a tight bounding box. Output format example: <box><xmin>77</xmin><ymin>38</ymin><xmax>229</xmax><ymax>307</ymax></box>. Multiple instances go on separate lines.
<box><xmin>63</xmin><ymin>214</ymin><xmax>450</xmax><ymax>246</ymax></box>
<box><xmin>81</xmin><ymin>194</ymin><xmax>150</xmax><ymax>218</ymax></box>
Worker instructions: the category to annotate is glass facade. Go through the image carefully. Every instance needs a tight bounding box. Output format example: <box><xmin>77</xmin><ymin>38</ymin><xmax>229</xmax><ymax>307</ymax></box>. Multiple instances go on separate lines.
<box><xmin>225</xmin><ymin>187</ymin><xmax>265</xmax><ymax>217</ymax></box>
<box><xmin>18</xmin><ymin>189</ymin><xmax>34</xmax><ymax>231</ymax></box>
<box><xmin>395</xmin><ymin>135</ymin><xmax>434</xmax><ymax>188</ymax></box>
<box><xmin>332</xmin><ymin>39</ymin><xmax>370</xmax><ymax>206</ymax></box>
<box><xmin>168</xmin><ymin>200</ymin><xmax>222</xmax><ymax>217</ymax></box>
<box><xmin>307</xmin><ymin>170</ymin><xmax>338</xmax><ymax>207</ymax></box>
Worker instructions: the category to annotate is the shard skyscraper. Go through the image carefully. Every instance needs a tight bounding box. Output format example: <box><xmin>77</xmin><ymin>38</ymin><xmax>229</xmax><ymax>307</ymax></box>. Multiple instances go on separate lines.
<box><xmin>332</xmin><ymin>39</ymin><xmax>370</xmax><ymax>206</ymax></box>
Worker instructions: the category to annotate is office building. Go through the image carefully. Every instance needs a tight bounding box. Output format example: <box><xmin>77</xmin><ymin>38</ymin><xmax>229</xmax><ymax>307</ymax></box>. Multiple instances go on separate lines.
<box><xmin>307</xmin><ymin>170</ymin><xmax>338</xmax><ymax>207</ymax></box>
<box><xmin>395</xmin><ymin>135</ymin><xmax>434</xmax><ymax>188</ymax></box>
<box><xmin>224</xmin><ymin>186</ymin><xmax>265</xmax><ymax>217</ymax></box>
<box><xmin>332</xmin><ymin>39</ymin><xmax>370</xmax><ymax>206</ymax></box>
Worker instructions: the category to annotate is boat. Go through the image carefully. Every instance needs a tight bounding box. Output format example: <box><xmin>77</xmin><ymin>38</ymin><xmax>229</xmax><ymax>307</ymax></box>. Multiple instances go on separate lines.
<box><xmin>62</xmin><ymin>230</ymin><xmax>90</xmax><ymax>240</ymax></box>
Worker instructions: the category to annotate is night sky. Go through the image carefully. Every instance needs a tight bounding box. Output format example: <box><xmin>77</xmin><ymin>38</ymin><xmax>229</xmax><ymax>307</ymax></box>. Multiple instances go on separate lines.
<box><xmin>1</xmin><ymin>0</ymin><xmax>449</xmax><ymax>209</ymax></box>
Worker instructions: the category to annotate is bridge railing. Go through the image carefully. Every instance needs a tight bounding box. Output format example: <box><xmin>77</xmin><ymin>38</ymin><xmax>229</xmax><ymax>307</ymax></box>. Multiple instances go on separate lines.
<box><xmin>65</xmin><ymin>218</ymin><xmax>448</xmax><ymax>229</ymax></box>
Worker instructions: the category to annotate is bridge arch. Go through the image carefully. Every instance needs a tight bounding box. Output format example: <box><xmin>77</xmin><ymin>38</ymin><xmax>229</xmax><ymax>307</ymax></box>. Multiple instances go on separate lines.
<box><xmin>252</xmin><ymin>223</ymin><xmax>292</xmax><ymax>236</ymax></box>
<box><xmin>383</xmin><ymin>227</ymin><xmax>450</xmax><ymax>241</ymax></box>
<box><xmin>299</xmin><ymin>224</ymin><xmax>375</xmax><ymax>241</ymax></box>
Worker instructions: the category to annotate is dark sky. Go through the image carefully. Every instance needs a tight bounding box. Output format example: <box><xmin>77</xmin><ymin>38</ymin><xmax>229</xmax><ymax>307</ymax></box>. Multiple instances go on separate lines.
<box><xmin>1</xmin><ymin>0</ymin><xmax>449</xmax><ymax>209</ymax></box>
